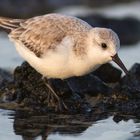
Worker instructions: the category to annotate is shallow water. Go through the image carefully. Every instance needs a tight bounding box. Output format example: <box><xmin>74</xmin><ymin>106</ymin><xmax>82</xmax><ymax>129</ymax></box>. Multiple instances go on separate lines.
<box><xmin>0</xmin><ymin>32</ymin><xmax>23</xmax><ymax>71</ymax></box>
<box><xmin>0</xmin><ymin>109</ymin><xmax>140</xmax><ymax>140</ymax></box>
<box><xmin>0</xmin><ymin>1</ymin><xmax>140</xmax><ymax>140</ymax></box>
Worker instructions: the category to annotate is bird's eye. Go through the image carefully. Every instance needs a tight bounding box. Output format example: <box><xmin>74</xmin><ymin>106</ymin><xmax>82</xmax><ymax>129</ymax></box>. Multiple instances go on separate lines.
<box><xmin>101</xmin><ymin>43</ymin><xmax>107</xmax><ymax>49</ymax></box>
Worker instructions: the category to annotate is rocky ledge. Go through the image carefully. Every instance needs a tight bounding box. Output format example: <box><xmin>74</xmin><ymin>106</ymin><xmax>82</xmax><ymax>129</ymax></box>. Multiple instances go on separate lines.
<box><xmin>0</xmin><ymin>62</ymin><xmax>140</xmax><ymax>115</ymax></box>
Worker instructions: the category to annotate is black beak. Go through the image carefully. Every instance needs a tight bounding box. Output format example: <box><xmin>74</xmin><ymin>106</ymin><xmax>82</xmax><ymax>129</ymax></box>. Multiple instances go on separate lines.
<box><xmin>112</xmin><ymin>54</ymin><xmax>129</xmax><ymax>75</ymax></box>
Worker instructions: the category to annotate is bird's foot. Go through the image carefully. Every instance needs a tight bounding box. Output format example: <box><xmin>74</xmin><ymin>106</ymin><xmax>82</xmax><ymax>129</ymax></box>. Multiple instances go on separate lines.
<box><xmin>43</xmin><ymin>79</ymin><xmax>68</xmax><ymax>112</ymax></box>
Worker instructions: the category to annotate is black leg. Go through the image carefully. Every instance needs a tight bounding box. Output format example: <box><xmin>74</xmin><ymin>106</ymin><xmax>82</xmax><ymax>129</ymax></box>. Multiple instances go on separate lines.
<box><xmin>65</xmin><ymin>78</ymin><xmax>82</xmax><ymax>101</ymax></box>
<box><xmin>42</xmin><ymin>77</ymin><xmax>68</xmax><ymax>111</ymax></box>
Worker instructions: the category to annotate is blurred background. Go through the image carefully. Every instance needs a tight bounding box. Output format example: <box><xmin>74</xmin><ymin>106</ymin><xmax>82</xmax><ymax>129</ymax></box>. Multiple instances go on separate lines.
<box><xmin>0</xmin><ymin>0</ymin><xmax>139</xmax><ymax>18</ymax></box>
<box><xmin>0</xmin><ymin>0</ymin><xmax>140</xmax><ymax>71</ymax></box>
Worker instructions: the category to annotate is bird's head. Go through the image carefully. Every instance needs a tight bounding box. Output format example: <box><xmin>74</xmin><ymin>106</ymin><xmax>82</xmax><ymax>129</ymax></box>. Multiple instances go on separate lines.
<box><xmin>88</xmin><ymin>27</ymin><xmax>128</xmax><ymax>74</ymax></box>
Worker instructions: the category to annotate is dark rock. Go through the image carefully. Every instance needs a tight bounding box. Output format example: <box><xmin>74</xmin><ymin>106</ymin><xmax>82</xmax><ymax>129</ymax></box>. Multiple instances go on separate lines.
<box><xmin>48</xmin><ymin>0</ymin><xmax>81</xmax><ymax>9</ymax></box>
<box><xmin>0</xmin><ymin>61</ymin><xmax>114</xmax><ymax>113</ymax></box>
<box><xmin>118</xmin><ymin>63</ymin><xmax>140</xmax><ymax>97</ymax></box>
<box><xmin>58</xmin><ymin>63</ymin><xmax>121</xmax><ymax>97</ymax></box>
<box><xmin>0</xmin><ymin>69</ymin><xmax>13</xmax><ymax>102</ymax></box>
<box><xmin>113</xmin><ymin>114</ymin><xmax>133</xmax><ymax>123</ymax></box>
<box><xmin>66</xmin><ymin>75</ymin><xmax>112</xmax><ymax>96</ymax></box>
<box><xmin>80</xmin><ymin>15</ymin><xmax>140</xmax><ymax>45</ymax></box>
<box><xmin>92</xmin><ymin>63</ymin><xmax>122</xmax><ymax>83</ymax></box>
<box><xmin>95</xmin><ymin>63</ymin><xmax>140</xmax><ymax>116</ymax></box>
<box><xmin>1</xmin><ymin>62</ymin><xmax>140</xmax><ymax>116</ymax></box>
<box><xmin>0</xmin><ymin>68</ymin><xmax>12</xmax><ymax>86</ymax></box>
<box><xmin>0</xmin><ymin>0</ymin><xmax>53</xmax><ymax>18</ymax></box>
<box><xmin>0</xmin><ymin>62</ymin><xmax>92</xmax><ymax>113</ymax></box>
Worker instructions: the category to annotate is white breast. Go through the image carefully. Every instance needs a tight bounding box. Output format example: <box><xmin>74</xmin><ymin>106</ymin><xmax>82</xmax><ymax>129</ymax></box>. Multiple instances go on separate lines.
<box><xmin>11</xmin><ymin>36</ymin><xmax>99</xmax><ymax>79</ymax></box>
<box><xmin>12</xmin><ymin>36</ymin><xmax>73</xmax><ymax>79</ymax></box>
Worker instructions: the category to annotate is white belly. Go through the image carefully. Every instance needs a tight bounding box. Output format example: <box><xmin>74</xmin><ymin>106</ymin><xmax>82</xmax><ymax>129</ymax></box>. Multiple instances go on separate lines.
<box><xmin>11</xmin><ymin>37</ymin><xmax>99</xmax><ymax>79</ymax></box>
<box><xmin>13</xmin><ymin>42</ymin><xmax>72</xmax><ymax>79</ymax></box>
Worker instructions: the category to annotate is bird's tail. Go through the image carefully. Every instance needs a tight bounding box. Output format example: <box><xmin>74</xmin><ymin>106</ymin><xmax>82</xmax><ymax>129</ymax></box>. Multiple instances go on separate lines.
<box><xmin>0</xmin><ymin>17</ymin><xmax>23</xmax><ymax>31</ymax></box>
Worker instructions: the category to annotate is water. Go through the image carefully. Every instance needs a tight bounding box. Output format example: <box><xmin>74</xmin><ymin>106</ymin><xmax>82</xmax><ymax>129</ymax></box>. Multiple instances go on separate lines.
<box><xmin>0</xmin><ymin>109</ymin><xmax>140</xmax><ymax>140</ymax></box>
<box><xmin>0</xmin><ymin>110</ymin><xmax>21</xmax><ymax>140</ymax></box>
<box><xmin>0</xmin><ymin>1</ymin><xmax>140</xmax><ymax>140</ymax></box>
<box><xmin>0</xmin><ymin>32</ymin><xmax>23</xmax><ymax>71</ymax></box>
<box><xmin>48</xmin><ymin>118</ymin><xmax>140</xmax><ymax>140</ymax></box>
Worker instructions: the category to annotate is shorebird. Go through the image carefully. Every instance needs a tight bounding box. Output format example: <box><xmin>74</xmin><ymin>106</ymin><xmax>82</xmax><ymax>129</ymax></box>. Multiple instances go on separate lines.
<box><xmin>0</xmin><ymin>13</ymin><xmax>128</xmax><ymax>110</ymax></box>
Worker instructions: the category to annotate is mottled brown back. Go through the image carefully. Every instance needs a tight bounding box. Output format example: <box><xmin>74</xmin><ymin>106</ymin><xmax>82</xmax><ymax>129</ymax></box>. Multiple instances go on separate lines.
<box><xmin>0</xmin><ymin>14</ymin><xmax>92</xmax><ymax>57</ymax></box>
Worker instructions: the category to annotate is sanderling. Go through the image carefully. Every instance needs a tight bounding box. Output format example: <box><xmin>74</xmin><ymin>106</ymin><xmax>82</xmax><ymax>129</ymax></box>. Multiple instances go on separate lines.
<box><xmin>0</xmin><ymin>13</ymin><xmax>128</xmax><ymax>110</ymax></box>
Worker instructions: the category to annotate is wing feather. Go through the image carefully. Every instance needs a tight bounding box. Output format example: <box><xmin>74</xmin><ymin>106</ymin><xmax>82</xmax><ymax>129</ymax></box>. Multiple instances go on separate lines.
<box><xmin>8</xmin><ymin>14</ymin><xmax>92</xmax><ymax>57</ymax></box>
